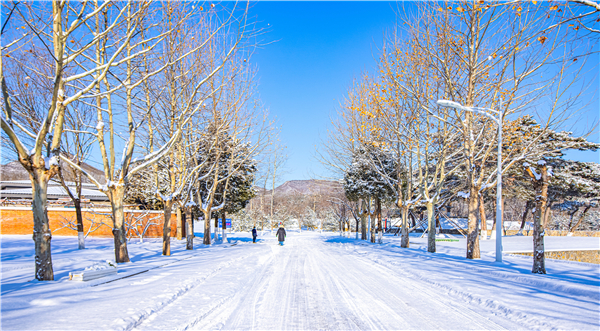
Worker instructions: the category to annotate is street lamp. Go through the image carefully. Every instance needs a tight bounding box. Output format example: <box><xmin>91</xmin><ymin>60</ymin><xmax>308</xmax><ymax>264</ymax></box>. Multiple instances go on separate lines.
<box><xmin>437</xmin><ymin>99</ymin><xmax>504</xmax><ymax>263</ymax></box>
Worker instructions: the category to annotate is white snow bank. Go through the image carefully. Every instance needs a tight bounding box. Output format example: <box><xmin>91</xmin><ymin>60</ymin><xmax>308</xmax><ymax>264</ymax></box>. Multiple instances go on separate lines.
<box><xmin>1</xmin><ymin>232</ymin><xmax>598</xmax><ymax>330</ymax></box>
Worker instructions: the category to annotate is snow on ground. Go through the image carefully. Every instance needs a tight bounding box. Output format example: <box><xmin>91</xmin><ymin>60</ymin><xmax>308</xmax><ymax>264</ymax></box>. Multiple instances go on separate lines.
<box><xmin>390</xmin><ymin>217</ymin><xmax>536</xmax><ymax>232</ymax></box>
<box><xmin>1</xmin><ymin>231</ymin><xmax>598</xmax><ymax>330</ymax></box>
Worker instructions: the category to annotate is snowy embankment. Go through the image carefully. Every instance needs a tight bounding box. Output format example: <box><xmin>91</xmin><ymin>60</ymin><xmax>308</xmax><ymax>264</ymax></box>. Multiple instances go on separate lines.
<box><xmin>1</xmin><ymin>232</ymin><xmax>598</xmax><ymax>330</ymax></box>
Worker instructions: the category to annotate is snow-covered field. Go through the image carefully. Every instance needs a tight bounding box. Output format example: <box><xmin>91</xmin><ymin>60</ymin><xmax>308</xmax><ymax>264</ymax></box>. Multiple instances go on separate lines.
<box><xmin>1</xmin><ymin>231</ymin><xmax>598</xmax><ymax>330</ymax></box>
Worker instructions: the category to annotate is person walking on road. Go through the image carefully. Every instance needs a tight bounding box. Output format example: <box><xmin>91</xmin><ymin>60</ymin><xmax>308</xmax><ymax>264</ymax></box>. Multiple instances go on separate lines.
<box><xmin>252</xmin><ymin>226</ymin><xmax>258</xmax><ymax>243</ymax></box>
<box><xmin>276</xmin><ymin>224</ymin><xmax>286</xmax><ymax>246</ymax></box>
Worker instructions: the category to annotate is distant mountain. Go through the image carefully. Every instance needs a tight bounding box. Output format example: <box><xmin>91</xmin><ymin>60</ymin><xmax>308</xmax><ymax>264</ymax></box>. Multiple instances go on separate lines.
<box><xmin>0</xmin><ymin>159</ymin><xmax>106</xmax><ymax>184</ymax></box>
<box><xmin>0</xmin><ymin>161</ymin><xmax>30</xmax><ymax>181</ymax></box>
<box><xmin>258</xmin><ymin>179</ymin><xmax>343</xmax><ymax>196</ymax></box>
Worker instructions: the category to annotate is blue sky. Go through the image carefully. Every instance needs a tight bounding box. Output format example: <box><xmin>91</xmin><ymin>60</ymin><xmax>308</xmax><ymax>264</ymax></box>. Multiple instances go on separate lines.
<box><xmin>249</xmin><ymin>1</ymin><xmax>400</xmax><ymax>183</ymax></box>
<box><xmin>1</xmin><ymin>1</ymin><xmax>596</xmax><ymax>182</ymax></box>
<box><xmin>249</xmin><ymin>1</ymin><xmax>599</xmax><ymax>184</ymax></box>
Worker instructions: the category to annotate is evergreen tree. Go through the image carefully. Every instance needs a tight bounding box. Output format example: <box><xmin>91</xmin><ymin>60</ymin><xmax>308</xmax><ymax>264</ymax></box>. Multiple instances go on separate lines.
<box><xmin>344</xmin><ymin>146</ymin><xmax>396</xmax><ymax>241</ymax></box>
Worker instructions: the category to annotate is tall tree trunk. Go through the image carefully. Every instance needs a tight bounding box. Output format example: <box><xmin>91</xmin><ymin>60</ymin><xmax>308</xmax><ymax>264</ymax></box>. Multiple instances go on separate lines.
<box><xmin>360</xmin><ymin>212</ymin><xmax>367</xmax><ymax>241</ymax></box>
<box><xmin>376</xmin><ymin>198</ymin><xmax>383</xmax><ymax>244</ymax></box>
<box><xmin>518</xmin><ymin>200</ymin><xmax>533</xmax><ymax>235</ymax></box>
<box><xmin>111</xmin><ymin>187</ymin><xmax>130</xmax><ymax>263</ymax></box>
<box><xmin>543</xmin><ymin>201</ymin><xmax>553</xmax><ymax>229</ymax></box>
<box><xmin>162</xmin><ymin>200</ymin><xmax>173</xmax><ymax>256</ymax></box>
<box><xmin>203</xmin><ymin>210</ymin><xmax>211</xmax><ymax>245</ymax></box>
<box><xmin>569</xmin><ymin>205</ymin><xmax>592</xmax><ymax>235</ymax></box>
<box><xmin>360</xmin><ymin>200</ymin><xmax>367</xmax><ymax>240</ymax></box>
<box><xmin>369</xmin><ymin>214</ymin><xmax>375</xmax><ymax>243</ymax></box>
<box><xmin>566</xmin><ymin>208</ymin><xmax>578</xmax><ymax>232</ymax></box>
<box><xmin>176</xmin><ymin>207</ymin><xmax>183</xmax><ymax>240</ymax></box>
<box><xmin>221</xmin><ymin>211</ymin><xmax>227</xmax><ymax>243</ymax></box>
<box><xmin>531</xmin><ymin>165</ymin><xmax>548</xmax><ymax>274</ymax></box>
<box><xmin>400</xmin><ymin>206</ymin><xmax>409</xmax><ymax>248</ymax></box>
<box><xmin>478</xmin><ymin>193</ymin><xmax>487</xmax><ymax>238</ymax></box>
<box><xmin>31</xmin><ymin>174</ymin><xmax>54</xmax><ymax>280</ymax></box>
<box><xmin>74</xmin><ymin>198</ymin><xmax>85</xmax><ymax>249</ymax></box>
<box><xmin>186</xmin><ymin>208</ymin><xmax>194</xmax><ymax>250</ymax></box>
<box><xmin>214</xmin><ymin>213</ymin><xmax>219</xmax><ymax>242</ymax></box>
<box><xmin>370</xmin><ymin>200</ymin><xmax>376</xmax><ymax>243</ymax></box>
<box><xmin>181</xmin><ymin>208</ymin><xmax>187</xmax><ymax>239</ymax></box>
<box><xmin>426</xmin><ymin>201</ymin><xmax>435</xmax><ymax>253</ymax></box>
<box><xmin>466</xmin><ymin>185</ymin><xmax>480</xmax><ymax>259</ymax></box>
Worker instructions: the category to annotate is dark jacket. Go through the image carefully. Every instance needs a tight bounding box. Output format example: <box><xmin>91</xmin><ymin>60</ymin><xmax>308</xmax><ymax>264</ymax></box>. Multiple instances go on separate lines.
<box><xmin>252</xmin><ymin>229</ymin><xmax>257</xmax><ymax>237</ymax></box>
<box><xmin>276</xmin><ymin>227</ymin><xmax>286</xmax><ymax>241</ymax></box>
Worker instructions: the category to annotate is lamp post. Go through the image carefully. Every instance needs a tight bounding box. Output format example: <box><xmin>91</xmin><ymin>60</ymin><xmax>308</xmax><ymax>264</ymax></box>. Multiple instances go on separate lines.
<box><xmin>437</xmin><ymin>99</ymin><xmax>503</xmax><ymax>263</ymax></box>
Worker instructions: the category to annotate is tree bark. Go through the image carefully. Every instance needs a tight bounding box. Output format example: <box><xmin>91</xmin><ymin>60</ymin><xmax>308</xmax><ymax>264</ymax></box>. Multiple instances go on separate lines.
<box><xmin>542</xmin><ymin>201</ymin><xmax>553</xmax><ymax>229</ymax></box>
<box><xmin>400</xmin><ymin>206</ymin><xmax>409</xmax><ymax>248</ymax></box>
<box><xmin>370</xmin><ymin>199</ymin><xmax>376</xmax><ymax>243</ymax></box>
<box><xmin>360</xmin><ymin>212</ymin><xmax>367</xmax><ymax>241</ymax></box>
<box><xmin>31</xmin><ymin>173</ymin><xmax>54</xmax><ymax>280</ymax></box>
<box><xmin>221</xmin><ymin>211</ymin><xmax>227</xmax><ymax>243</ymax></box>
<box><xmin>426</xmin><ymin>201</ymin><xmax>436</xmax><ymax>253</ymax></box>
<box><xmin>186</xmin><ymin>208</ymin><xmax>193</xmax><ymax>250</ymax></box>
<box><xmin>531</xmin><ymin>165</ymin><xmax>548</xmax><ymax>274</ymax></box>
<box><xmin>569</xmin><ymin>205</ymin><xmax>592</xmax><ymax>234</ymax></box>
<box><xmin>162</xmin><ymin>200</ymin><xmax>173</xmax><ymax>256</ymax></box>
<box><xmin>518</xmin><ymin>200</ymin><xmax>533</xmax><ymax>235</ymax></box>
<box><xmin>74</xmin><ymin>198</ymin><xmax>85</xmax><ymax>249</ymax></box>
<box><xmin>111</xmin><ymin>187</ymin><xmax>130</xmax><ymax>263</ymax></box>
<box><xmin>376</xmin><ymin>198</ymin><xmax>383</xmax><ymax>244</ymax></box>
<box><xmin>360</xmin><ymin>200</ymin><xmax>367</xmax><ymax>241</ymax></box>
<box><xmin>355</xmin><ymin>214</ymin><xmax>359</xmax><ymax>240</ymax></box>
<box><xmin>203</xmin><ymin>210</ymin><xmax>211</xmax><ymax>245</ymax></box>
<box><xmin>214</xmin><ymin>213</ymin><xmax>219</xmax><ymax>243</ymax></box>
<box><xmin>181</xmin><ymin>208</ymin><xmax>187</xmax><ymax>239</ymax></box>
<box><xmin>466</xmin><ymin>185</ymin><xmax>480</xmax><ymax>259</ymax></box>
<box><xmin>176</xmin><ymin>207</ymin><xmax>183</xmax><ymax>240</ymax></box>
<box><xmin>478</xmin><ymin>193</ymin><xmax>487</xmax><ymax>238</ymax></box>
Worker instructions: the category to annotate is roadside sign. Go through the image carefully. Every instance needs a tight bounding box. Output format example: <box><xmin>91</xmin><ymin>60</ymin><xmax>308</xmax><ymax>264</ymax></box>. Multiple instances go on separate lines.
<box><xmin>218</xmin><ymin>218</ymin><xmax>231</xmax><ymax>229</ymax></box>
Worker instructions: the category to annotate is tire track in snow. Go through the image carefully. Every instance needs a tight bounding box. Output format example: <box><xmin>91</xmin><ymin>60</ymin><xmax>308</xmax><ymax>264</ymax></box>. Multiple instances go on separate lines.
<box><xmin>388</xmin><ymin>259</ymin><xmax>557</xmax><ymax>330</ymax></box>
<box><xmin>303</xmin><ymin>239</ymin><xmax>378</xmax><ymax>329</ymax></box>
<box><xmin>221</xmin><ymin>236</ymin><xmax>506</xmax><ymax>330</ymax></box>
<box><xmin>183</xmin><ymin>245</ymin><xmax>277</xmax><ymax>330</ymax></box>
<box><xmin>134</xmin><ymin>236</ymin><xmax>514</xmax><ymax>330</ymax></box>
<box><xmin>318</xmin><ymin>239</ymin><xmax>502</xmax><ymax>330</ymax></box>
<box><xmin>118</xmin><ymin>252</ymin><xmax>252</xmax><ymax>331</ymax></box>
<box><xmin>341</xmin><ymin>242</ymin><xmax>556</xmax><ymax>330</ymax></box>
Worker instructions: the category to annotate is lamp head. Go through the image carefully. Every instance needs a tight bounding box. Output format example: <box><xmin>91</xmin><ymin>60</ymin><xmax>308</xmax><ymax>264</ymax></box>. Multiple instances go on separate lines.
<box><xmin>437</xmin><ymin>99</ymin><xmax>463</xmax><ymax>109</ymax></box>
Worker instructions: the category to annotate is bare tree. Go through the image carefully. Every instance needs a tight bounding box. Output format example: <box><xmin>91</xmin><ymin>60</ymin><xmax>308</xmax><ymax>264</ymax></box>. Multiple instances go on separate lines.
<box><xmin>61</xmin><ymin>2</ymin><xmax>253</xmax><ymax>261</ymax></box>
<box><xmin>125</xmin><ymin>210</ymin><xmax>162</xmax><ymax>243</ymax></box>
<box><xmin>407</xmin><ymin>1</ymin><xmax>597</xmax><ymax>259</ymax></box>
<box><xmin>1</xmin><ymin>0</ymin><xmax>157</xmax><ymax>279</ymax></box>
<box><xmin>56</xmin><ymin>101</ymin><xmax>97</xmax><ymax>249</ymax></box>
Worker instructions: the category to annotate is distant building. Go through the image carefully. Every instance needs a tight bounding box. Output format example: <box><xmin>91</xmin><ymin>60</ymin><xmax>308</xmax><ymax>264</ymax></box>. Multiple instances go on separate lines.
<box><xmin>0</xmin><ymin>180</ymin><xmax>108</xmax><ymax>202</ymax></box>
<box><xmin>0</xmin><ymin>160</ymin><xmax>108</xmax><ymax>203</ymax></box>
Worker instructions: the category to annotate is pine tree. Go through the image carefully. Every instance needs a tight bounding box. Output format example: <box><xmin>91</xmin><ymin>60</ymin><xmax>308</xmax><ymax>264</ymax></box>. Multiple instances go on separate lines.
<box><xmin>344</xmin><ymin>146</ymin><xmax>396</xmax><ymax>242</ymax></box>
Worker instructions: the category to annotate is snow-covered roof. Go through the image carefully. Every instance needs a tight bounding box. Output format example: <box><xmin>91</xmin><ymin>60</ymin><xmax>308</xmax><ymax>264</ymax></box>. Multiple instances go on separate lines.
<box><xmin>0</xmin><ymin>180</ymin><xmax>98</xmax><ymax>190</ymax></box>
<box><xmin>0</xmin><ymin>181</ymin><xmax>108</xmax><ymax>201</ymax></box>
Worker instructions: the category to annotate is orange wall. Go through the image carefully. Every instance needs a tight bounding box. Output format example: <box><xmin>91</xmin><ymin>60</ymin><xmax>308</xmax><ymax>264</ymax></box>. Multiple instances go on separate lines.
<box><xmin>0</xmin><ymin>208</ymin><xmax>178</xmax><ymax>238</ymax></box>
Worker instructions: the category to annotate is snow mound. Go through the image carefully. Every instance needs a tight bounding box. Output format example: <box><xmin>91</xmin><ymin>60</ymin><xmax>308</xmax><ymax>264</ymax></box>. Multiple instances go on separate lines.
<box><xmin>84</xmin><ymin>260</ymin><xmax>117</xmax><ymax>271</ymax></box>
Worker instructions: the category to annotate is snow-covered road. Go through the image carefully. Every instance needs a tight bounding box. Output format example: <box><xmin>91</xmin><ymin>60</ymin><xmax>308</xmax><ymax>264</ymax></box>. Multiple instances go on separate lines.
<box><xmin>178</xmin><ymin>236</ymin><xmax>511</xmax><ymax>330</ymax></box>
<box><xmin>1</xmin><ymin>232</ymin><xmax>598</xmax><ymax>330</ymax></box>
